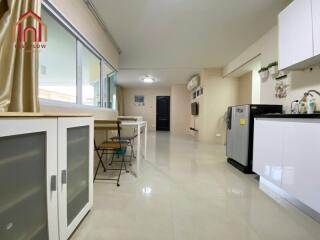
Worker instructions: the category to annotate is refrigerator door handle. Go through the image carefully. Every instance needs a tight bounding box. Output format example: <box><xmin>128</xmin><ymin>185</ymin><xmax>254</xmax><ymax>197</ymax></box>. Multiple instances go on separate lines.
<box><xmin>227</xmin><ymin>107</ymin><xmax>232</xmax><ymax>130</ymax></box>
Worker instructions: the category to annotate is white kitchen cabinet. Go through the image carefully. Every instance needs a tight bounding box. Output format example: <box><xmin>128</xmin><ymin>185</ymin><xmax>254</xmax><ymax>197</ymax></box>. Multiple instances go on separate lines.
<box><xmin>312</xmin><ymin>0</ymin><xmax>320</xmax><ymax>56</ymax></box>
<box><xmin>254</xmin><ymin>118</ymin><xmax>320</xmax><ymax>215</ymax></box>
<box><xmin>282</xmin><ymin>120</ymin><xmax>320</xmax><ymax>213</ymax></box>
<box><xmin>58</xmin><ymin>117</ymin><xmax>93</xmax><ymax>240</ymax></box>
<box><xmin>253</xmin><ymin>119</ymin><xmax>286</xmax><ymax>186</ymax></box>
<box><xmin>0</xmin><ymin>115</ymin><xmax>93</xmax><ymax>240</ymax></box>
<box><xmin>279</xmin><ymin>0</ymin><xmax>313</xmax><ymax>70</ymax></box>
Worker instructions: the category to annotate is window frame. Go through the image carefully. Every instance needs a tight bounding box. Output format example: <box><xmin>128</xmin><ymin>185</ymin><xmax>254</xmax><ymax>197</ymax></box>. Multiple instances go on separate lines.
<box><xmin>40</xmin><ymin>1</ymin><xmax>117</xmax><ymax>110</ymax></box>
<box><xmin>78</xmin><ymin>42</ymin><xmax>102</xmax><ymax>107</ymax></box>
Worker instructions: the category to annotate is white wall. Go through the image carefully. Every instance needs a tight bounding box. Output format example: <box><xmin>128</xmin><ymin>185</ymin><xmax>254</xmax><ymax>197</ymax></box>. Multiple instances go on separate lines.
<box><xmin>238</xmin><ymin>72</ymin><xmax>252</xmax><ymax>105</ymax></box>
<box><xmin>193</xmin><ymin>68</ymin><xmax>239</xmax><ymax>144</ymax></box>
<box><xmin>170</xmin><ymin>84</ymin><xmax>190</xmax><ymax>136</ymax></box>
<box><xmin>40</xmin><ymin>100</ymin><xmax>117</xmax><ymax>119</ymax></box>
<box><xmin>48</xmin><ymin>0</ymin><xmax>120</xmax><ymax>69</ymax></box>
<box><xmin>224</xmin><ymin>25</ymin><xmax>320</xmax><ymax>112</ymax></box>
<box><xmin>123</xmin><ymin>88</ymin><xmax>171</xmax><ymax>131</ymax></box>
<box><xmin>252</xmin><ymin>70</ymin><xmax>261</xmax><ymax>104</ymax></box>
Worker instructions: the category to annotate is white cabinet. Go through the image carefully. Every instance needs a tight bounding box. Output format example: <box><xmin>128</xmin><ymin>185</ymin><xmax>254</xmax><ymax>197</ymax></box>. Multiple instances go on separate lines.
<box><xmin>282</xmin><ymin>120</ymin><xmax>320</xmax><ymax>213</ymax></box>
<box><xmin>312</xmin><ymin>0</ymin><xmax>320</xmax><ymax>56</ymax></box>
<box><xmin>253</xmin><ymin>119</ymin><xmax>285</xmax><ymax>186</ymax></box>
<box><xmin>58</xmin><ymin>117</ymin><xmax>93</xmax><ymax>240</ymax></box>
<box><xmin>253</xmin><ymin>118</ymin><xmax>320</xmax><ymax>214</ymax></box>
<box><xmin>279</xmin><ymin>0</ymin><xmax>313</xmax><ymax>70</ymax></box>
<box><xmin>0</xmin><ymin>118</ymin><xmax>59</xmax><ymax>240</ymax></box>
<box><xmin>0</xmin><ymin>116</ymin><xmax>93</xmax><ymax>240</ymax></box>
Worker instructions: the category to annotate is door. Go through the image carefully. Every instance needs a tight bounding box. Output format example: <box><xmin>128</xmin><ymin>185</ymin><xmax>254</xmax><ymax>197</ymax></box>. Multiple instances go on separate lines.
<box><xmin>279</xmin><ymin>0</ymin><xmax>313</xmax><ymax>70</ymax></box>
<box><xmin>312</xmin><ymin>0</ymin><xmax>320</xmax><ymax>56</ymax></box>
<box><xmin>0</xmin><ymin>118</ymin><xmax>59</xmax><ymax>240</ymax></box>
<box><xmin>156</xmin><ymin>96</ymin><xmax>170</xmax><ymax>131</ymax></box>
<box><xmin>58</xmin><ymin>117</ymin><xmax>94</xmax><ymax>240</ymax></box>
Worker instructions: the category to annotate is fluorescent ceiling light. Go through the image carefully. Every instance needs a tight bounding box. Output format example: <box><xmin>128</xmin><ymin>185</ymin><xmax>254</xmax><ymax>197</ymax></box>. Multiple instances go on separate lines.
<box><xmin>143</xmin><ymin>76</ymin><xmax>154</xmax><ymax>83</ymax></box>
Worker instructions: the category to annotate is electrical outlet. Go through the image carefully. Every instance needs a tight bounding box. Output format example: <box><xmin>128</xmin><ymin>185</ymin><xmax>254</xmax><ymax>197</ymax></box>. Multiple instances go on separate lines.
<box><xmin>216</xmin><ymin>133</ymin><xmax>221</xmax><ymax>137</ymax></box>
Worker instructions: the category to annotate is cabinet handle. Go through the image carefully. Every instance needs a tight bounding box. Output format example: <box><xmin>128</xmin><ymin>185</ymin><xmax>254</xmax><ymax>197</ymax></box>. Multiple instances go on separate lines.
<box><xmin>61</xmin><ymin>170</ymin><xmax>67</xmax><ymax>185</ymax></box>
<box><xmin>51</xmin><ymin>175</ymin><xmax>57</xmax><ymax>192</ymax></box>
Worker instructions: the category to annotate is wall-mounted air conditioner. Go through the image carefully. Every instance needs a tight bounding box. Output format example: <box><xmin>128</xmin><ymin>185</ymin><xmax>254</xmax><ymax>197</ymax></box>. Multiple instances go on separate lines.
<box><xmin>187</xmin><ymin>75</ymin><xmax>200</xmax><ymax>91</ymax></box>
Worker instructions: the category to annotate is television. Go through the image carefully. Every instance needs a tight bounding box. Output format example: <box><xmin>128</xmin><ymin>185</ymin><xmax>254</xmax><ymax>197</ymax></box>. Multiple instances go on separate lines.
<box><xmin>191</xmin><ymin>102</ymin><xmax>199</xmax><ymax>115</ymax></box>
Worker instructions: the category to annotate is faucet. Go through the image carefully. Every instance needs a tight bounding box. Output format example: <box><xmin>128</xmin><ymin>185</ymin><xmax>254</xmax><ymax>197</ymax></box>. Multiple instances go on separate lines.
<box><xmin>301</xmin><ymin>90</ymin><xmax>320</xmax><ymax>102</ymax></box>
<box><xmin>299</xmin><ymin>90</ymin><xmax>320</xmax><ymax>114</ymax></box>
<box><xmin>291</xmin><ymin>100</ymin><xmax>299</xmax><ymax>114</ymax></box>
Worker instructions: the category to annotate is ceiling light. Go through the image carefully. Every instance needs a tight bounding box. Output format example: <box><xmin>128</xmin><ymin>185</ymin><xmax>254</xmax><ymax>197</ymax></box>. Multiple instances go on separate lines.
<box><xmin>143</xmin><ymin>76</ymin><xmax>155</xmax><ymax>83</ymax></box>
<box><xmin>142</xmin><ymin>187</ymin><xmax>152</xmax><ymax>196</ymax></box>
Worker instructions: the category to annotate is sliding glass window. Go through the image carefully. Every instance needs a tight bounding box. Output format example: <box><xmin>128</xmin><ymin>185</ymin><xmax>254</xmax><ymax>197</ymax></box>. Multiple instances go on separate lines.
<box><xmin>39</xmin><ymin>7</ymin><xmax>117</xmax><ymax>110</ymax></box>
<box><xmin>102</xmin><ymin>62</ymin><xmax>115</xmax><ymax>109</ymax></box>
<box><xmin>108</xmin><ymin>73</ymin><xmax>117</xmax><ymax>110</ymax></box>
<box><xmin>80</xmin><ymin>44</ymin><xmax>101</xmax><ymax>107</ymax></box>
<box><xmin>39</xmin><ymin>9</ymin><xmax>77</xmax><ymax>103</ymax></box>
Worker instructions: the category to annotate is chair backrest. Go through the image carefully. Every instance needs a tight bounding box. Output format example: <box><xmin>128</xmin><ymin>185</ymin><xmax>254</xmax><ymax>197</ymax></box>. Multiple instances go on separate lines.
<box><xmin>95</xmin><ymin>119</ymin><xmax>121</xmax><ymax>135</ymax></box>
<box><xmin>94</xmin><ymin>120</ymin><xmax>122</xmax><ymax>143</ymax></box>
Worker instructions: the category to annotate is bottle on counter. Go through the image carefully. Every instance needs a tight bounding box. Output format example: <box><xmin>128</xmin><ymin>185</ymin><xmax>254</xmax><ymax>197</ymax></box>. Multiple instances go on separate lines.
<box><xmin>299</xmin><ymin>101</ymin><xmax>307</xmax><ymax>114</ymax></box>
<box><xmin>307</xmin><ymin>96</ymin><xmax>316</xmax><ymax>114</ymax></box>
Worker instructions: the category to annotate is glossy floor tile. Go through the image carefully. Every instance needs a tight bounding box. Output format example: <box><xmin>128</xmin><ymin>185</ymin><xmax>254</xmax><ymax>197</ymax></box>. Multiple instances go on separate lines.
<box><xmin>71</xmin><ymin>132</ymin><xmax>320</xmax><ymax>240</ymax></box>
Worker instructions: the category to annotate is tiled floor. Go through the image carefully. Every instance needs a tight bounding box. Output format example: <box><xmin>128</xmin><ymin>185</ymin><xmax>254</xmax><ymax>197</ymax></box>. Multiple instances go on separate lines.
<box><xmin>71</xmin><ymin>132</ymin><xmax>320</xmax><ymax>240</ymax></box>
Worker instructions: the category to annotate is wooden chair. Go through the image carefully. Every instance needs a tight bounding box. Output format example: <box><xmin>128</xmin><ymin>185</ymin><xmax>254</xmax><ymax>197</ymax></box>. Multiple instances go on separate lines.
<box><xmin>94</xmin><ymin>120</ymin><xmax>129</xmax><ymax>187</ymax></box>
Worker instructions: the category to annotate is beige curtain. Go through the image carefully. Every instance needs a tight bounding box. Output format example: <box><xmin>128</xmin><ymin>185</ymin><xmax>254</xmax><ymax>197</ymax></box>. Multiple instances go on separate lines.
<box><xmin>116</xmin><ymin>85</ymin><xmax>124</xmax><ymax>116</ymax></box>
<box><xmin>0</xmin><ymin>0</ymin><xmax>41</xmax><ymax>112</ymax></box>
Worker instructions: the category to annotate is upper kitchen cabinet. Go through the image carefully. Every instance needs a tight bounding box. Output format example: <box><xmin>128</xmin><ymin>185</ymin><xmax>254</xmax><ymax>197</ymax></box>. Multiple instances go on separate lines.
<box><xmin>279</xmin><ymin>0</ymin><xmax>314</xmax><ymax>70</ymax></box>
<box><xmin>313</xmin><ymin>0</ymin><xmax>320</xmax><ymax>56</ymax></box>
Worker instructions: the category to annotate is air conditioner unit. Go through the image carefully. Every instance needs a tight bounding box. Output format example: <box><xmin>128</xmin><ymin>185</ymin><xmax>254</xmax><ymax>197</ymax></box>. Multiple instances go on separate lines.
<box><xmin>187</xmin><ymin>75</ymin><xmax>200</xmax><ymax>91</ymax></box>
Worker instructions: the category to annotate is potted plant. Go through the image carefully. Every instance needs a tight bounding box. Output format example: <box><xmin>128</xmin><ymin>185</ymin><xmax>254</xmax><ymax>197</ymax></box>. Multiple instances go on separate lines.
<box><xmin>268</xmin><ymin>61</ymin><xmax>279</xmax><ymax>76</ymax></box>
<box><xmin>259</xmin><ymin>67</ymin><xmax>269</xmax><ymax>80</ymax></box>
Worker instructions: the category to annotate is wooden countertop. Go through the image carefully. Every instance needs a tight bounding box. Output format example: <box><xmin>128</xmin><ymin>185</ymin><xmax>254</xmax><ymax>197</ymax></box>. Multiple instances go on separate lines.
<box><xmin>0</xmin><ymin>112</ymin><xmax>93</xmax><ymax>117</ymax></box>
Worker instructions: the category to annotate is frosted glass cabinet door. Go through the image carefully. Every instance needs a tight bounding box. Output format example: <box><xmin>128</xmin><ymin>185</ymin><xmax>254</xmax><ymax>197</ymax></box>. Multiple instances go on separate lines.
<box><xmin>58</xmin><ymin>117</ymin><xmax>93</xmax><ymax>240</ymax></box>
<box><xmin>0</xmin><ymin>119</ymin><xmax>59</xmax><ymax>240</ymax></box>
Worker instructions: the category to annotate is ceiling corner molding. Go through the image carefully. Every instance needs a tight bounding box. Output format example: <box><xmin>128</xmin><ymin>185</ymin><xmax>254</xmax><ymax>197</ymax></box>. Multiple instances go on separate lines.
<box><xmin>83</xmin><ymin>0</ymin><xmax>122</xmax><ymax>54</ymax></box>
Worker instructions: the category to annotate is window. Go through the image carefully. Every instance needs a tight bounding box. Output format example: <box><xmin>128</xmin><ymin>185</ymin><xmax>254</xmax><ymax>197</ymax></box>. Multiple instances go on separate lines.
<box><xmin>39</xmin><ymin>9</ymin><xmax>77</xmax><ymax>103</ymax></box>
<box><xmin>80</xmin><ymin>44</ymin><xmax>101</xmax><ymax>107</ymax></box>
<box><xmin>101</xmin><ymin>62</ymin><xmax>114</xmax><ymax>108</ymax></box>
<box><xmin>108</xmin><ymin>73</ymin><xmax>117</xmax><ymax>110</ymax></box>
<box><xmin>39</xmin><ymin>7</ymin><xmax>117</xmax><ymax>110</ymax></box>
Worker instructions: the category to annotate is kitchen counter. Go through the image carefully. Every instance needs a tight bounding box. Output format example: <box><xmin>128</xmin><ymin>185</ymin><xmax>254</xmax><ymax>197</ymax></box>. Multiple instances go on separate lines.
<box><xmin>256</xmin><ymin>113</ymin><xmax>320</xmax><ymax>118</ymax></box>
<box><xmin>253</xmin><ymin>117</ymin><xmax>320</xmax><ymax>222</ymax></box>
<box><xmin>0</xmin><ymin>112</ymin><xmax>92</xmax><ymax>117</ymax></box>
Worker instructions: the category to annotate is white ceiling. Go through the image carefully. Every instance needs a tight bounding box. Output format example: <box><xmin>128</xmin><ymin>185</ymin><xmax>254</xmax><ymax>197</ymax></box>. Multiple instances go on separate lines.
<box><xmin>90</xmin><ymin>0</ymin><xmax>291</xmax><ymax>88</ymax></box>
<box><xmin>117</xmin><ymin>68</ymin><xmax>202</xmax><ymax>88</ymax></box>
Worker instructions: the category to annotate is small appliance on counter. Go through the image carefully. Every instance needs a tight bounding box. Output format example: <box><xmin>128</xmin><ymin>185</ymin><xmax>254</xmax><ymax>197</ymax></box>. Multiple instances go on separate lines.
<box><xmin>226</xmin><ymin>104</ymin><xmax>283</xmax><ymax>173</ymax></box>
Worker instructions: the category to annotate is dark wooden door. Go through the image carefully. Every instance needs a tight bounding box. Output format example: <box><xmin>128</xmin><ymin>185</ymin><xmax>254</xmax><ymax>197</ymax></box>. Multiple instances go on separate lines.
<box><xmin>156</xmin><ymin>96</ymin><xmax>170</xmax><ymax>131</ymax></box>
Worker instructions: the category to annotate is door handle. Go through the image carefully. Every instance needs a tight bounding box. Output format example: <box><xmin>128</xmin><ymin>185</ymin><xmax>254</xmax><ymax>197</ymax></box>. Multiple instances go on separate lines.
<box><xmin>61</xmin><ymin>170</ymin><xmax>67</xmax><ymax>185</ymax></box>
<box><xmin>51</xmin><ymin>175</ymin><xmax>57</xmax><ymax>192</ymax></box>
